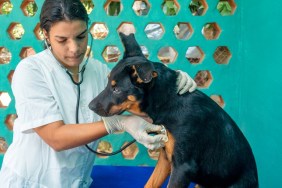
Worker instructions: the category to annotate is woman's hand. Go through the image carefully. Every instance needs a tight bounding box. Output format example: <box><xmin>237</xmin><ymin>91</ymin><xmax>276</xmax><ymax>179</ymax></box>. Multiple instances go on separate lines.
<box><xmin>102</xmin><ymin>115</ymin><xmax>168</xmax><ymax>150</ymax></box>
<box><xmin>176</xmin><ymin>70</ymin><xmax>197</xmax><ymax>94</ymax></box>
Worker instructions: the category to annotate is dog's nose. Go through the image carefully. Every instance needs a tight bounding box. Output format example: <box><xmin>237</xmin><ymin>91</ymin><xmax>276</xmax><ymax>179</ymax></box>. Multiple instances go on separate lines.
<box><xmin>88</xmin><ymin>100</ymin><xmax>102</xmax><ymax>112</ymax></box>
<box><xmin>88</xmin><ymin>101</ymin><xmax>109</xmax><ymax>117</ymax></box>
<box><xmin>88</xmin><ymin>100</ymin><xmax>96</xmax><ymax>111</ymax></box>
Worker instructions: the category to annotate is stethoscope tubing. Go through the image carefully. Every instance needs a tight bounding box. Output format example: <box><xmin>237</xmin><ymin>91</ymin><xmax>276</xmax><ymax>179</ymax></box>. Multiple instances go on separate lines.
<box><xmin>46</xmin><ymin>33</ymin><xmax>136</xmax><ymax>156</ymax></box>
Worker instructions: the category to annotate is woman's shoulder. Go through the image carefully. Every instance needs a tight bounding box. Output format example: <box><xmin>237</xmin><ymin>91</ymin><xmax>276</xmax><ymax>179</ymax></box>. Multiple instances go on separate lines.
<box><xmin>87</xmin><ymin>57</ymin><xmax>110</xmax><ymax>73</ymax></box>
<box><xmin>16</xmin><ymin>49</ymin><xmax>56</xmax><ymax>71</ymax></box>
<box><xmin>88</xmin><ymin>58</ymin><xmax>105</xmax><ymax>67</ymax></box>
<box><xmin>17</xmin><ymin>50</ymin><xmax>50</xmax><ymax>67</ymax></box>
<box><xmin>14</xmin><ymin>50</ymin><xmax>53</xmax><ymax>79</ymax></box>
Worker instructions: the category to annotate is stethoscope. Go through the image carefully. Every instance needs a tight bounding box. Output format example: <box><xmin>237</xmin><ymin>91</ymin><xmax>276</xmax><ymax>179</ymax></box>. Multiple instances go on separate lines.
<box><xmin>45</xmin><ymin>32</ymin><xmax>135</xmax><ymax>156</ymax></box>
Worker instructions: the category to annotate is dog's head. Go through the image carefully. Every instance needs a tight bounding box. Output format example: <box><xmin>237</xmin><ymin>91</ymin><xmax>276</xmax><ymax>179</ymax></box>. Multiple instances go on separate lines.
<box><xmin>89</xmin><ymin>33</ymin><xmax>158</xmax><ymax>117</ymax></box>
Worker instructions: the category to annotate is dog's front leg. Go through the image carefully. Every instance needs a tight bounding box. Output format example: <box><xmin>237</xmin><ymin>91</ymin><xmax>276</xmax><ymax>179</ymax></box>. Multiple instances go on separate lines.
<box><xmin>144</xmin><ymin>148</ymin><xmax>171</xmax><ymax>188</ymax></box>
<box><xmin>145</xmin><ymin>131</ymin><xmax>174</xmax><ymax>188</ymax></box>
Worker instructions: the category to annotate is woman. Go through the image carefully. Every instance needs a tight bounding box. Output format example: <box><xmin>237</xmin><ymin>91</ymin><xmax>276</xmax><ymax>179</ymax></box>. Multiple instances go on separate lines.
<box><xmin>0</xmin><ymin>0</ymin><xmax>196</xmax><ymax>187</ymax></box>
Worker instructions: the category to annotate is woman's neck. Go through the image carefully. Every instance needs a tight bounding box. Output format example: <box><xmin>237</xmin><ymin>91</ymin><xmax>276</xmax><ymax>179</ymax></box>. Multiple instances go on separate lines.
<box><xmin>66</xmin><ymin>66</ymin><xmax>79</xmax><ymax>83</ymax></box>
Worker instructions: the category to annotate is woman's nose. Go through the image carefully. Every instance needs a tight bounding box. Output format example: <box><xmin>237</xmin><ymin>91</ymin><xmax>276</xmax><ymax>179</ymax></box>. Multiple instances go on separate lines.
<box><xmin>68</xmin><ymin>40</ymin><xmax>79</xmax><ymax>53</ymax></box>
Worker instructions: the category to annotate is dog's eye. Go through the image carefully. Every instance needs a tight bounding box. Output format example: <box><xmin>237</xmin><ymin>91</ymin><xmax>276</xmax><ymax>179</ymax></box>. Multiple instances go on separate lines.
<box><xmin>112</xmin><ymin>86</ymin><xmax>121</xmax><ymax>94</ymax></box>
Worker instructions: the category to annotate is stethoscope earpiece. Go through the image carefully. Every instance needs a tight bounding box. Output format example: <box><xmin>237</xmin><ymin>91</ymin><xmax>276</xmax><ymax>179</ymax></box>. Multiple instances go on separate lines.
<box><xmin>44</xmin><ymin>39</ymin><xmax>51</xmax><ymax>49</ymax></box>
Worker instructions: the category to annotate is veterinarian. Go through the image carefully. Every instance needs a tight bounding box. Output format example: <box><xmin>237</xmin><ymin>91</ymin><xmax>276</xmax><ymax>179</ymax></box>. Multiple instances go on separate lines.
<box><xmin>0</xmin><ymin>0</ymin><xmax>197</xmax><ymax>187</ymax></box>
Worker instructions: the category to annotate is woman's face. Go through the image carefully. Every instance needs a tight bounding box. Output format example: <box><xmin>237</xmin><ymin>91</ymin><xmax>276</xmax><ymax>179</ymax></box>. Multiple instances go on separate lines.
<box><xmin>45</xmin><ymin>20</ymin><xmax>88</xmax><ymax>73</ymax></box>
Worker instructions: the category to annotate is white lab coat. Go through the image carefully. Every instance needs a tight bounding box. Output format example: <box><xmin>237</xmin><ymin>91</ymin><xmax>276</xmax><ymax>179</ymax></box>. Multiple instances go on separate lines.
<box><xmin>0</xmin><ymin>49</ymin><xmax>110</xmax><ymax>187</ymax></box>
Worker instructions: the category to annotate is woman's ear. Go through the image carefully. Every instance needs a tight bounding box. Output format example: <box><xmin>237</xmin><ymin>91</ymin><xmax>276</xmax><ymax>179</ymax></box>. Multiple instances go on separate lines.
<box><xmin>43</xmin><ymin>29</ymin><xmax>49</xmax><ymax>42</ymax></box>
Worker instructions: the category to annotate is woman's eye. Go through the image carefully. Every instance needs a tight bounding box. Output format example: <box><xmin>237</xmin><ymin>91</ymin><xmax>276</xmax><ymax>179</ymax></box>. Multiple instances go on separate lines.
<box><xmin>77</xmin><ymin>36</ymin><xmax>86</xmax><ymax>40</ymax></box>
<box><xmin>57</xmin><ymin>40</ymin><xmax>66</xmax><ymax>43</ymax></box>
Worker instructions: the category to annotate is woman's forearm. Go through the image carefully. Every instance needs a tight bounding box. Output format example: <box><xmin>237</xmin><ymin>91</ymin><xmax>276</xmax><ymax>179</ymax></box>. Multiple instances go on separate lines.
<box><xmin>34</xmin><ymin>120</ymin><xmax>108</xmax><ymax>151</ymax></box>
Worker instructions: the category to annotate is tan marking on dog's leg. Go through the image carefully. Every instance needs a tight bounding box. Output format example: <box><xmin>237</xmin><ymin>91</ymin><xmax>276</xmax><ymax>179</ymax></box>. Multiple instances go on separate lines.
<box><xmin>145</xmin><ymin>131</ymin><xmax>175</xmax><ymax>188</ymax></box>
<box><xmin>145</xmin><ymin>149</ymin><xmax>171</xmax><ymax>188</ymax></box>
<box><xmin>164</xmin><ymin>131</ymin><xmax>175</xmax><ymax>162</ymax></box>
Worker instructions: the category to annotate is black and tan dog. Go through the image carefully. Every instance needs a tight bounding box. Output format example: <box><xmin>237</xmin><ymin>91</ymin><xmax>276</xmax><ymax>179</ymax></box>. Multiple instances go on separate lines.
<box><xmin>89</xmin><ymin>32</ymin><xmax>258</xmax><ymax>188</ymax></box>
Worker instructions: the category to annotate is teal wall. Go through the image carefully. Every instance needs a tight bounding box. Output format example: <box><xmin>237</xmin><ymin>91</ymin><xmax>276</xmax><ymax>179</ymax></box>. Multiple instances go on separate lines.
<box><xmin>0</xmin><ymin>0</ymin><xmax>281</xmax><ymax>187</ymax></box>
<box><xmin>238</xmin><ymin>0</ymin><xmax>282</xmax><ymax>187</ymax></box>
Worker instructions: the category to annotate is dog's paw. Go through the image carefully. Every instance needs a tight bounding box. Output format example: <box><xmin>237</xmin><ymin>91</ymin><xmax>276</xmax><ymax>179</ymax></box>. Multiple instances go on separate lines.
<box><xmin>118</xmin><ymin>23</ymin><xmax>136</xmax><ymax>35</ymax></box>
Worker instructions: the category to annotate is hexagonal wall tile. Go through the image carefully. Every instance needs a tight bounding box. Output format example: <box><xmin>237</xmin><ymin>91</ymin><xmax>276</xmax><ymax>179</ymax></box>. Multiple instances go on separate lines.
<box><xmin>0</xmin><ymin>92</ymin><xmax>12</xmax><ymax>108</ymax></box>
<box><xmin>5</xmin><ymin>114</ymin><xmax>17</xmax><ymax>131</ymax></box>
<box><xmin>185</xmin><ymin>46</ymin><xmax>205</xmax><ymax>64</ymax></box>
<box><xmin>0</xmin><ymin>137</ymin><xmax>9</xmax><ymax>154</ymax></box>
<box><xmin>0</xmin><ymin>47</ymin><xmax>12</xmax><ymax>64</ymax></box>
<box><xmin>132</xmin><ymin>0</ymin><xmax>150</xmax><ymax>16</ymax></box>
<box><xmin>0</xmin><ymin>0</ymin><xmax>13</xmax><ymax>15</ymax></box>
<box><xmin>194</xmin><ymin>70</ymin><xmax>213</xmax><ymax>88</ymax></box>
<box><xmin>147</xmin><ymin>148</ymin><xmax>161</xmax><ymax>160</ymax></box>
<box><xmin>217</xmin><ymin>0</ymin><xmax>236</xmax><ymax>16</ymax></box>
<box><xmin>7</xmin><ymin>22</ymin><xmax>25</xmax><ymax>40</ymax></box>
<box><xmin>210</xmin><ymin>95</ymin><xmax>225</xmax><ymax>108</ymax></box>
<box><xmin>20</xmin><ymin>0</ymin><xmax>38</xmax><ymax>17</ymax></box>
<box><xmin>145</xmin><ymin>23</ymin><xmax>164</xmax><ymax>40</ymax></box>
<box><xmin>102</xmin><ymin>46</ymin><xmax>121</xmax><ymax>63</ymax></box>
<box><xmin>202</xmin><ymin>22</ymin><xmax>221</xmax><ymax>40</ymax></box>
<box><xmin>174</xmin><ymin>22</ymin><xmax>194</xmax><ymax>40</ymax></box>
<box><xmin>90</xmin><ymin>23</ymin><xmax>109</xmax><ymax>40</ymax></box>
<box><xmin>33</xmin><ymin>23</ymin><xmax>44</xmax><ymax>40</ymax></box>
<box><xmin>157</xmin><ymin>47</ymin><xmax>177</xmax><ymax>64</ymax></box>
<box><xmin>162</xmin><ymin>0</ymin><xmax>179</xmax><ymax>16</ymax></box>
<box><xmin>97</xmin><ymin>140</ymin><xmax>113</xmax><ymax>158</ymax></box>
<box><xmin>104</xmin><ymin>0</ymin><xmax>123</xmax><ymax>16</ymax></box>
<box><xmin>20</xmin><ymin>47</ymin><xmax>36</xmax><ymax>59</ymax></box>
<box><xmin>213</xmin><ymin>46</ymin><xmax>232</xmax><ymax>64</ymax></box>
<box><xmin>7</xmin><ymin>70</ymin><xmax>14</xmax><ymax>83</ymax></box>
<box><xmin>121</xmin><ymin>142</ymin><xmax>139</xmax><ymax>160</ymax></box>
<box><xmin>140</xmin><ymin>46</ymin><xmax>149</xmax><ymax>58</ymax></box>
<box><xmin>81</xmin><ymin>0</ymin><xmax>94</xmax><ymax>14</ymax></box>
<box><xmin>117</xmin><ymin>22</ymin><xmax>136</xmax><ymax>35</ymax></box>
<box><xmin>189</xmin><ymin>0</ymin><xmax>208</xmax><ymax>16</ymax></box>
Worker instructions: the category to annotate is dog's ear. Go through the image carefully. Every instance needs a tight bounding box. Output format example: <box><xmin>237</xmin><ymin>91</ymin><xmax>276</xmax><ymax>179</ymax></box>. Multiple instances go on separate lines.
<box><xmin>119</xmin><ymin>32</ymin><xmax>146</xmax><ymax>59</ymax></box>
<box><xmin>128</xmin><ymin>63</ymin><xmax>158</xmax><ymax>84</ymax></box>
<box><xmin>118</xmin><ymin>31</ymin><xmax>158</xmax><ymax>84</ymax></box>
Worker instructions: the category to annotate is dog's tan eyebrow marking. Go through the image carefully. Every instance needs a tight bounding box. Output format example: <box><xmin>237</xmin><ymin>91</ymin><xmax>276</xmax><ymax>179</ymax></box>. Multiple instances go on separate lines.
<box><xmin>111</xmin><ymin>80</ymin><xmax>116</xmax><ymax>86</ymax></box>
<box><xmin>127</xmin><ymin>95</ymin><xmax>136</xmax><ymax>102</ymax></box>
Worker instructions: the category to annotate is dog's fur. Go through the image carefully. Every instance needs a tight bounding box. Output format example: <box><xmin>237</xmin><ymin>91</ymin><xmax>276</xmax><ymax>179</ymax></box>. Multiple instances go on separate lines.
<box><xmin>89</xmin><ymin>33</ymin><xmax>258</xmax><ymax>188</ymax></box>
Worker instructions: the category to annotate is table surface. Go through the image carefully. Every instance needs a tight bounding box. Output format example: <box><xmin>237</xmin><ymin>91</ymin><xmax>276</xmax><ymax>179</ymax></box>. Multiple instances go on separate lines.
<box><xmin>90</xmin><ymin>165</ymin><xmax>196</xmax><ymax>188</ymax></box>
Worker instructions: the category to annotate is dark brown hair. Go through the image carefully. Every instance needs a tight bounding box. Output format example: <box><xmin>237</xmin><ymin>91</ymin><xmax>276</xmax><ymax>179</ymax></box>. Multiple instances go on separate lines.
<box><xmin>40</xmin><ymin>0</ymin><xmax>89</xmax><ymax>33</ymax></box>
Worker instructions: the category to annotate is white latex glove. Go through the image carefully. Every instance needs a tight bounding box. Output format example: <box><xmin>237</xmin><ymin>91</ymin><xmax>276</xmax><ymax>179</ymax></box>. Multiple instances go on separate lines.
<box><xmin>176</xmin><ymin>70</ymin><xmax>197</xmax><ymax>94</ymax></box>
<box><xmin>102</xmin><ymin>115</ymin><xmax>168</xmax><ymax>150</ymax></box>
